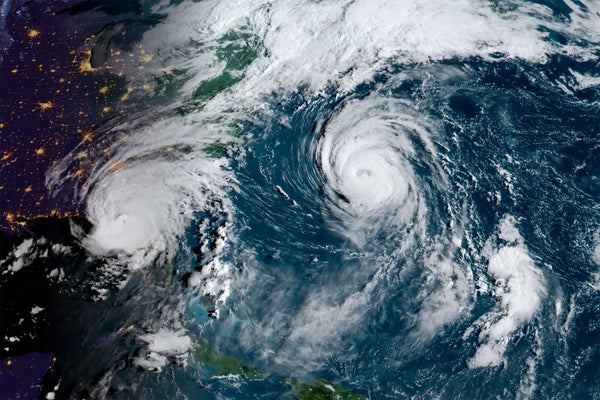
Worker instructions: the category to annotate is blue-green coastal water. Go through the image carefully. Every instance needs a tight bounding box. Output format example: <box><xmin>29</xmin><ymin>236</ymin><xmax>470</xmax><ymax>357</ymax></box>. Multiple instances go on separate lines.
<box><xmin>1</xmin><ymin>0</ymin><xmax>599</xmax><ymax>398</ymax></box>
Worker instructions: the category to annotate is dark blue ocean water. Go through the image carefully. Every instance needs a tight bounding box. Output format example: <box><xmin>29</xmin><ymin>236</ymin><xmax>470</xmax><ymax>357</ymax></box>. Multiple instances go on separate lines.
<box><xmin>129</xmin><ymin>57</ymin><xmax>598</xmax><ymax>399</ymax></box>
<box><xmin>1</xmin><ymin>0</ymin><xmax>599</xmax><ymax>399</ymax></box>
<box><xmin>193</xmin><ymin>59</ymin><xmax>600</xmax><ymax>399</ymax></box>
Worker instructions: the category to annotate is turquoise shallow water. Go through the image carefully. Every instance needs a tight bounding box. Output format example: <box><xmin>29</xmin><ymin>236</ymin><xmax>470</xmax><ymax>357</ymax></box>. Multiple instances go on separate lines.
<box><xmin>1</xmin><ymin>0</ymin><xmax>599</xmax><ymax>398</ymax></box>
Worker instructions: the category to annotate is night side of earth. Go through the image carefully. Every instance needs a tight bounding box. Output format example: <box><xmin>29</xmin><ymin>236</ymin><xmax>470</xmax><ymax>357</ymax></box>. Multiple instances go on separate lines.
<box><xmin>1</xmin><ymin>0</ymin><xmax>599</xmax><ymax>399</ymax></box>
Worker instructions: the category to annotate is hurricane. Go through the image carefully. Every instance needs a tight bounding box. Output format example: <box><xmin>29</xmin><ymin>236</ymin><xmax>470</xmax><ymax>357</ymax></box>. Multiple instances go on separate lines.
<box><xmin>1</xmin><ymin>0</ymin><xmax>599</xmax><ymax>399</ymax></box>
<box><xmin>316</xmin><ymin>98</ymin><xmax>434</xmax><ymax>239</ymax></box>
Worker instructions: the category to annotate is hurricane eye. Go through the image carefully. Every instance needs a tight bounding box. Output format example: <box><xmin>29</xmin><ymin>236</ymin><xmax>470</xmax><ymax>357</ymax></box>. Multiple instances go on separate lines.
<box><xmin>355</xmin><ymin>168</ymin><xmax>372</xmax><ymax>177</ymax></box>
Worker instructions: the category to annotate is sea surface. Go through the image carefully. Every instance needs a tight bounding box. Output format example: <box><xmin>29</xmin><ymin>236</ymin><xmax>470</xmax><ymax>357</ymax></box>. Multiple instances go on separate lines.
<box><xmin>1</xmin><ymin>0</ymin><xmax>599</xmax><ymax>398</ymax></box>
